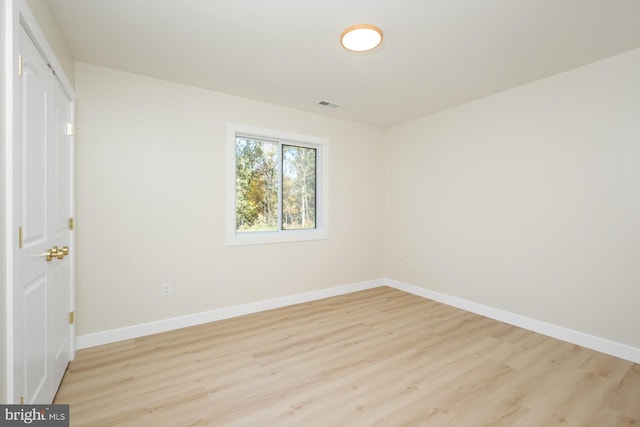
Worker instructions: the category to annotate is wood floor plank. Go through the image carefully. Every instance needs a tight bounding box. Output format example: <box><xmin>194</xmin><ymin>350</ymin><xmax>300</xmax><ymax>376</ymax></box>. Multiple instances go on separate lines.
<box><xmin>54</xmin><ymin>287</ymin><xmax>640</xmax><ymax>426</ymax></box>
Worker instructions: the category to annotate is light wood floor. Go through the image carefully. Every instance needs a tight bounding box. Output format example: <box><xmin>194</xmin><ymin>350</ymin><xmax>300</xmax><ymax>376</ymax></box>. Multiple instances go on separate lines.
<box><xmin>54</xmin><ymin>287</ymin><xmax>640</xmax><ymax>426</ymax></box>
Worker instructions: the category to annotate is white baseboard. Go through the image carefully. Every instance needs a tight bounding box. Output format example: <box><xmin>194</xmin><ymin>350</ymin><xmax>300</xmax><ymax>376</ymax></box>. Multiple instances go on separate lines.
<box><xmin>385</xmin><ymin>278</ymin><xmax>640</xmax><ymax>364</ymax></box>
<box><xmin>76</xmin><ymin>279</ymin><xmax>383</xmax><ymax>350</ymax></box>
<box><xmin>77</xmin><ymin>277</ymin><xmax>640</xmax><ymax>364</ymax></box>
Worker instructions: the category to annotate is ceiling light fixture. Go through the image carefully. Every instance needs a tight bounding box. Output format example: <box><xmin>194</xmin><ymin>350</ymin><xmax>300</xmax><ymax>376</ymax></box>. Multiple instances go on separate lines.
<box><xmin>340</xmin><ymin>24</ymin><xmax>383</xmax><ymax>52</ymax></box>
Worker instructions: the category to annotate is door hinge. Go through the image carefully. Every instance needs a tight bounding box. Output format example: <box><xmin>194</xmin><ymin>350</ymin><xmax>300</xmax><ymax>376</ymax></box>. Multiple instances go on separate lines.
<box><xmin>69</xmin><ymin>311</ymin><xmax>75</xmax><ymax>325</ymax></box>
<box><xmin>19</xmin><ymin>226</ymin><xmax>23</xmax><ymax>249</ymax></box>
<box><xmin>18</xmin><ymin>54</ymin><xmax>23</xmax><ymax>77</ymax></box>
<box><xmin>69</xmin><ymin>217</ymin><xmax>75</xmax><ymax>231</ymax></box>
<box><xmin>66</xmin><ymin>123</ymin><xmax>74</xmax><ymax>136</ymax></box>
<box><xmin>20</xmin><ymin>396</ymin><xmax>24</xmax><ymax>405</ymax></box>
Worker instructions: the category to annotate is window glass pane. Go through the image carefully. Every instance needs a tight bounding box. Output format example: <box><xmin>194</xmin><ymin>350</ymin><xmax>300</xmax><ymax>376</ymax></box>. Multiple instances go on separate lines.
<box><xmin>282</xmin><ymin>145</ymin><xmax>316</xmax><ymax>230</ymax></box>
<box><xmin>235</xmin><ymin>137</ymin><xmax>278</xmax><ymax>232</ymax></box>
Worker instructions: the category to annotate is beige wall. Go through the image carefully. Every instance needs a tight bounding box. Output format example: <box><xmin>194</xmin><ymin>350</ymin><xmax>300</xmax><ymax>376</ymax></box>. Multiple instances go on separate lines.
<box><xmin>25</xmin><ymin>0</ymin><xmax>74</xmax><ymax>85</ymax></box>
<box><xmin>75</xmin><ymin>62</ymin><xmax>385</xmax><ymax>335</ymax></box>
<box><xmin>385</xmin><ymin>49</ymin><xmax>640</xmax><ymax>348</ymax></box>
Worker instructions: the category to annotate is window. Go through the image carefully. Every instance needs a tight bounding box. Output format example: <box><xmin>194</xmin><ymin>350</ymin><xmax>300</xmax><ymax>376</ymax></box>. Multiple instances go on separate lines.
<box><xmin>227</xmin><ymin>123</ymin><xmax>328</xmax><ymax>245</ymax></box>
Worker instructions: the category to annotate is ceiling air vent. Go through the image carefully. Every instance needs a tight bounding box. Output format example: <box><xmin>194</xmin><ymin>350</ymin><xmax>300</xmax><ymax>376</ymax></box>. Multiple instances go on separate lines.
<box><xmin>318</xmin><ymin>100</ymin><xmax>340</xmax><ymax>108</ymax></box>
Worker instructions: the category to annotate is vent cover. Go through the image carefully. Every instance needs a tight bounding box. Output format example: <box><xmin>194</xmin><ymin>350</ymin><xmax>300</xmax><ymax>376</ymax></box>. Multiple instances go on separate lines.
<box><xmin>318</xmin><ymin>100</ymin><xmax>341</xmax><ymax>108</ymax></box>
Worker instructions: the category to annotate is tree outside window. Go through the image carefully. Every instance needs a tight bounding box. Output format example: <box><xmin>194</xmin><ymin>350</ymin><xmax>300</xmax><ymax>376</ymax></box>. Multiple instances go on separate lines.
<box><xmin>235</xmin><ymin>136</ymin><xmax>317</xmax><ymax>233</ymax></box>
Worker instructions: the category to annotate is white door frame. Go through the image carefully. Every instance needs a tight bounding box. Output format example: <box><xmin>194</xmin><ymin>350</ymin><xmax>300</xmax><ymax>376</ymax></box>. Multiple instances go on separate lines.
<box><xmin>3</xmin><ymin>0</ymin><xmax>76</xmax><ymax>403</ymax></box>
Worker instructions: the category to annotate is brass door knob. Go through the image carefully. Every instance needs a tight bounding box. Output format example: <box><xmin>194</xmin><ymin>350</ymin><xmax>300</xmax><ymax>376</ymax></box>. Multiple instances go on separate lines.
<box><xmin>46</xmin><ymin>246</ymin><xmax>69</xmax><ymax>261</ymax></box>
<box><xmin>46</xmin><ymin>246</ymin><xmax>59</xmax><ymax>262</ymax></box>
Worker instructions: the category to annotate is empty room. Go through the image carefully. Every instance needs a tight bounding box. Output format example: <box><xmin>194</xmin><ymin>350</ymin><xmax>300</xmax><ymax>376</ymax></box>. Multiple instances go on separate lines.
<box><xmin>2</xmin><ymin>0</ymin><xmax>639</xmax><ymax>425</ymax></box>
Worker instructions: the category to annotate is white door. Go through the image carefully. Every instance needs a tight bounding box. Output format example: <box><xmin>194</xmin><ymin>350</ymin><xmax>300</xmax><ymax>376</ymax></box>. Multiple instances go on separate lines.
<box><xmin>13</xmin><ymin>23</ymin><xmax>74</xmax><ymax>404</ymax></box>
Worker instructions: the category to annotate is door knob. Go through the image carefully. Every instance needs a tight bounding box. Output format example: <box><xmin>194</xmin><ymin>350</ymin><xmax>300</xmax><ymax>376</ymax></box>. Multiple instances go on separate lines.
<box><xmin>55</xmin><ymin>246</ymin><xmax>69</xmax><ymax>260</ymax></box>
<box><xmin>46</xmin><ymin>246</ymin><xmax>59</xmax><ymax>262</ymax></box>
<box><xmin>46</xmin><ymin>246</ymin><xmax>69</xmax><ymax>262</ymax></box>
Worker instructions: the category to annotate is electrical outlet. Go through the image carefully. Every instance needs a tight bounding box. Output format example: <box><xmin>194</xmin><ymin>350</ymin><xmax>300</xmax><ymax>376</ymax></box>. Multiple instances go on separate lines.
<box><xmin>162</xmin><ymin>283</ymin><xmax>172</xmax><ymax>296</ymax></box>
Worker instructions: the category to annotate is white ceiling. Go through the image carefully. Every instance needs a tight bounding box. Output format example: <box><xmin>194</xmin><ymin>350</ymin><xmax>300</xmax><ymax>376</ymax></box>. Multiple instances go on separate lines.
<box><xmin>47</xmin><ymin>0</ymin><xmax>640</xmax><ymax>128</ymax></box>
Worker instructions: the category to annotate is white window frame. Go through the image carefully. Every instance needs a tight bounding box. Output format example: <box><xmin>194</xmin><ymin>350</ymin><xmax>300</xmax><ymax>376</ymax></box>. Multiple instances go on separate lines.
<box><xmin>227</xmin><ymin>123</ymin><xmax>329</xmax><ymax>246</ymax></box>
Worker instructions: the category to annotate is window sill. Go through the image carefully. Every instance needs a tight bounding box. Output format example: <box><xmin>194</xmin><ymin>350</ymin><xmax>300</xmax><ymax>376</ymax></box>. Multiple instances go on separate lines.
<box><xmin>226</xmin><ymin>229</ymin><xmax>329</xmax><ymax>246</ymax></box>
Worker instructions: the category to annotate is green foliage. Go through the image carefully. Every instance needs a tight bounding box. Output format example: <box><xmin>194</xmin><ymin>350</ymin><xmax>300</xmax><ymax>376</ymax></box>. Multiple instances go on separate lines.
<box><xmin>283</xmin><ymin>145</ymin><xmax>316</xmax><ymax>230</ymax></box>
<box><xmin>235</xmin><ymin>138</ymin><xmax>278</xmax><ymax>232</ymax></box>
<box><xmin>235</xmin><ymin>137</ymin><xmax>317</xmax><ymax>233</ymax></box>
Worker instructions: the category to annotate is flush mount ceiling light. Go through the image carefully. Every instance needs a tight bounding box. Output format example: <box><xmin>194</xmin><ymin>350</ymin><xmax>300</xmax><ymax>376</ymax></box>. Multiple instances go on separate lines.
<box><xmin>340</xmin><ymin>24</ymin><xmax>383</xmax><ymax>52</ymax></box>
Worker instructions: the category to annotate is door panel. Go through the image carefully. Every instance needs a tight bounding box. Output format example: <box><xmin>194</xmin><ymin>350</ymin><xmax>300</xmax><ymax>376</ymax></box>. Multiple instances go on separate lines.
<box><xmin>54</xmin><ymin>81</ymin><xmax>72</xmax><ymax>236</ymax></box>
<box><xmin>50</xmin><ymin>66</ymin><xmax>73</xmax><ymax>390</ymax></box>
<box><xmin>52</xmin><ymin>262</ymin><xmax>69</xmax><ymax>361</ymax></box>
<box><xmin>23</xmin><ymin>275</ymin><xmax>48</xmax><ymax>401</ymax></box>
<box><xmin>21</xmin><ymin>33</ymin><xmax>49</xmax><ymax>249</ymax></box>
<box><xmin>17</xmin><ymin>24</ymin><xmax>54</xmax><ymax>405</ymax></box>
<box><xmin>14</xmin><ymin>23</ymin><xmax>74</xmax><ymax>404</ymax></box>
